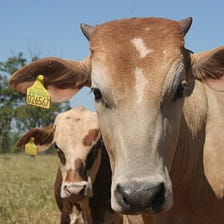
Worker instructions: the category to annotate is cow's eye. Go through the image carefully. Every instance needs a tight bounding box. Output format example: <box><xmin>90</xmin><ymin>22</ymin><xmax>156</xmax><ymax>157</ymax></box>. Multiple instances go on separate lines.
<box><xmin>54</xmin><ymin>144</ymin><xmax>66</xmax><ymax>165</ymax></box>
<box><xmin>175</xmin><ymin>84</ymin><xmax>184</xmax><ymax>98</ymax></box>
<box><xmin>92</xmin><ymin>88</ymin><xmax>102</xmax><ymax>101</ymax></box>
<box><xmin>175</xmin><ymin>81</ymin><xmax>187</xmax><ymax>99</ymax></box>
<box><xmin>91</xmin><ymin>87</ymin><xmax>111</xmax><ymax>108</ymax></box>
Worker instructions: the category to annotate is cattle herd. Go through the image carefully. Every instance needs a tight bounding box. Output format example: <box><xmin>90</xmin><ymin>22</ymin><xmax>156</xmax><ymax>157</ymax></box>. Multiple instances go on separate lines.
<box><xmin>9</xmin><ymin>16</ymin><xmax>224</xmax><ymax>224</ymax></box>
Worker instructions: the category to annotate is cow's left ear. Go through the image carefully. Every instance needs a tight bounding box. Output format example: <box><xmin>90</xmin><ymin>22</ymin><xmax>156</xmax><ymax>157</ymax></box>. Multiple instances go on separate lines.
<box><xmin>191</xmin><ymin>46</ymin><xmax>224</xmax><ymax>91</ymax></box>
<box><xmin>9</xmin><ymin>56</ymin><xmax>91</xmax><ymax>102</ymax></box>
<box><xmin>17</xmin><ymin>125</ymin><xmax>54</xmax><ymax>152</ymax></box>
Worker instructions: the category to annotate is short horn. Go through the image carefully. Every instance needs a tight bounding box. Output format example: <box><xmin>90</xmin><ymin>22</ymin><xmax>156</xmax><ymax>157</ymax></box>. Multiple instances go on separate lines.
<box><xmin>80</xmin><ymin>23</ymin><xmax>95</xmax><ymax>41</ymax></box>
<box><xmin>179</xmin><ymin>17</ymin><xmax>192</xmax><ymax>36</ymax></box>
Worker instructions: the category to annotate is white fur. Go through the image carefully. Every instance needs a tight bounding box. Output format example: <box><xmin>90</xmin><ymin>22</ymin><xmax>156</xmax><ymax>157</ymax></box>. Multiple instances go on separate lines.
<box><xmin>134</xmin><ymin>67</ymin><xmax>148</xmax><ymax>104</ymax></box>
<box><xmin>131</xmin><ymin>37</ymin><xmax>153</xmax><ymax>58</ymax></box>
<box><xmin>69</xmin><ymin>206</ymin><xmax>84</xmax><ymax>224</ymax></box>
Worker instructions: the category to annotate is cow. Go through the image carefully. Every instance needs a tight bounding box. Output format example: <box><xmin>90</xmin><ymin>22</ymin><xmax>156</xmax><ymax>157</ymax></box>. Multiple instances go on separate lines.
<box><xmin>9</xmin><ymin>17</ymin><xmax>224</xmax><ymax>223</ymax></box>
<box><xmin>17</xmin><ymin>107</ymin><xmax>122</xmax><ymax>224</ymax></box>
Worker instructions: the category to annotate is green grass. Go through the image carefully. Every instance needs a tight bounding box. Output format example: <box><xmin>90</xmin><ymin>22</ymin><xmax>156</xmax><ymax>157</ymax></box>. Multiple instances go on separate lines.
<box><xmin>0</xmin><ymin>153</ymin><xmax>60</xmax><ymax>224</ymax></box>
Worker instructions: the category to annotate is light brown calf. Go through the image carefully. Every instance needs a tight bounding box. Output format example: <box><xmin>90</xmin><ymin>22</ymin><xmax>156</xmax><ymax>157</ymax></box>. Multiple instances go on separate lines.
<box><xmin>10</xmin><ymin>17</ymin><xmax>224</xmax><ymax>223</ymax></box>
<box><xmin>17</xmin><ymin>107</ymin><xmax>122</xmax><ymax>224</ymax></box>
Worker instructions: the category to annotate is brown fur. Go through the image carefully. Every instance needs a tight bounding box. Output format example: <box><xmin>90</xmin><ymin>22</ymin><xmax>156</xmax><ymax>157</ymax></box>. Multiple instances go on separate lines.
<box><xmin>65</xmin><ymin>168</ymin><xmax>84</xmax><ymax>183</ymax></box>
<box><xmin>89</xmin><ymin>144</ymin><xmax>122</xmax><ymax>224</ymax></box>
<box><xmin>83</xmin><ymin>129</ymin><xmax>100</xmax><ymax>147</ymax></box>
<box><xmin>10</xmin><ymin>17</ymin><xmax>224</xmax><ymax>223</ymax></box>
<box><xmin>16</xmin><ymin>108</ymin><xmax>122</xmax><ymax>224</ymax></box>
<box><xmin>54</xmin><ymin>143</ymin><xmax>122</xmax><ymax>224</ymax></box>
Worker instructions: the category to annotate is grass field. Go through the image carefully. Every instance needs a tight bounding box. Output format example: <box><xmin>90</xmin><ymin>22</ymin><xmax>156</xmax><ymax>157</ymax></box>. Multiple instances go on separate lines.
<box><xmin>0</xmin><ymin>153</ymin><xmax>60</xmax><ymax>224</ymax></box>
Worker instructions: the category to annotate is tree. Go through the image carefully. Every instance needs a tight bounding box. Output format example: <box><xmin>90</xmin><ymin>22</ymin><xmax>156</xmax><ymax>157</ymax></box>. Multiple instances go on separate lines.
<box><xmin>0</xmin><ymin>53</ymin><xmax>70</xmax><ymax>153</ymax></box>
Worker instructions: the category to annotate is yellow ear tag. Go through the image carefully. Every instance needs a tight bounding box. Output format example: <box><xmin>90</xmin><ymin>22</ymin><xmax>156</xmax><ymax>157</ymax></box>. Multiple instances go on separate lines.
<box><xmin>26</xmin><ymin>74</ymin><xmax>51</xmax><ymax>109</ymax></box>
<box><xmin>25</xmin><ymin>137</ymin><xmax>38</xmax><ymax>156</ymax></box>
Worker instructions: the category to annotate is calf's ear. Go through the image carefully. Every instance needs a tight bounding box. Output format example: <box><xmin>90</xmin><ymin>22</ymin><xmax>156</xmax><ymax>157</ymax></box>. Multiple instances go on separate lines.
<box><xmin>191</xmin><ymin>46</ymin><xmax>224</xmax><ymax>91</ymax></box>
<box><xmin>17</xmin><ymin>125</ymin><xmax>54</xmax><ymax>152</ymax></box>
<box><xmin>9</xmin><ymin>56</ymin><xmax>91</xmax><ymax>102</ymax></box>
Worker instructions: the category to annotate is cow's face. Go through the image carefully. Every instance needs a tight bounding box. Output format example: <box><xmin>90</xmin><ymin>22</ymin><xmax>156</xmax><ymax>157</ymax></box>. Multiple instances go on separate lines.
<box><xmin>10</xmin><ymin>16</ymin><xmax>224</xmax><ymax>215</ymax></box>
<box><xmin>88</xmin><ymin>18</ymin><xmax>190</xmax><ymax>214</ymax></box>
<box><xmin>53</xmin><ymin>107</ymin><xmax>101</xmax><ymax>201</ymax></box>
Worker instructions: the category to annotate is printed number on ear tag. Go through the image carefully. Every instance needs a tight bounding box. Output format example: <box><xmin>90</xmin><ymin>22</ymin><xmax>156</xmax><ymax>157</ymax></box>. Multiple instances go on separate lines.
<box><xmin>25</xmin><ymin>137</ymin><xmax>37</xmax><ymax>156</ymax></box>
<box><xmin>26</xmin><ymin>74</ymin><xmax>51</xmax><ymax>109</ymax></box>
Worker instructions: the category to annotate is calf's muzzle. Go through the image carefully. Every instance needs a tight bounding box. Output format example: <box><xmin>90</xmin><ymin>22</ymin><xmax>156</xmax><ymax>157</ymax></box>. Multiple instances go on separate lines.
<box><xmin>63</xmin><ymin>180</ymin><xmax>88</xmax><ymax>197</ymax></box>
<box><xmin>62</xmin><ymin>158</ymin><xmax>93</xmax><ymax>199</ymax></box>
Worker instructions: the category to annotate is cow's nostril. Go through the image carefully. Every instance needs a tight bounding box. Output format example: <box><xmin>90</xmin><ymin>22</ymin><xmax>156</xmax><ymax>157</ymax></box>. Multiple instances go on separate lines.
<box><xmin>122</xmin><ymin>192</ymin><xmax>128</xmax><ymax>205</ymax></box>
<box><xmin>115</xmin><ymin>184</ymin><xmax>132</xmax><ymax>209</ymax></box>
<box><xmin>64</xmin><ymin>185</ymin><xmax>71</xmax><ymax>195</ymax></box>
<box><xmin>151</xmin><ymin>183</ymin><xmax>165</xmax><ymax>211</ymax></box>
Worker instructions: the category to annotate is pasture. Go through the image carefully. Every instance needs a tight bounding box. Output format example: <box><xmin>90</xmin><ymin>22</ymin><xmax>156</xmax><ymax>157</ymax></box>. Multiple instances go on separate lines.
<box><xmin>0</xmin><ymin>153</ymin><xmax>60</xmax><ymax>223</ymax></box>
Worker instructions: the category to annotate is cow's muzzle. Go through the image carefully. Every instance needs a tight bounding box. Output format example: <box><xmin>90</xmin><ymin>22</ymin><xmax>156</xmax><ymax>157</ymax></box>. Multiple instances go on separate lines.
<box><xmin>114</xmin><ymin>181</ymin><xmax>169</xmax><ymax>214</ymax></box>
<box><xmin>112</xmin><ymin>174</ymin><xmax>173</xmax><ymax>214</ymax></box>
<box><xmin>61</xmin><ymin>177</ymin><xmax>93</xmax><ymax>200</ymax></box>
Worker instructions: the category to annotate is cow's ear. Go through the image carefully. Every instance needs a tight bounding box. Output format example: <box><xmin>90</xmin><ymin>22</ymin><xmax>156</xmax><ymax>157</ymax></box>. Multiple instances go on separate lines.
<box><xmin>191</xmin><ymin>46</ymin><xmax>224</xmax><ymax>91</ymax></box>
<box><xmin>17</xmin><ymin>125</ymin><xmax>54</xmax><ymax>152</ymax></box>
<box><xmin>9</xmin><ymin>56</ymin><xmax>91</xmax><ymax>102</ymax></box>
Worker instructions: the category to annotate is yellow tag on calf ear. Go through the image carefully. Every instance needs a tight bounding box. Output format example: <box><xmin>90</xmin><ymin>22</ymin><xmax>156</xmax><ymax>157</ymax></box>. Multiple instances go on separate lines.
<box><xmin>26</xmin><ymin>74</ymin><xmax>51</xmax><ymax>109</ymax></box>
<box><xmin>25</xmin><ymin>137</ymin><xmax>38</xmax><ymax>156</ymax></box>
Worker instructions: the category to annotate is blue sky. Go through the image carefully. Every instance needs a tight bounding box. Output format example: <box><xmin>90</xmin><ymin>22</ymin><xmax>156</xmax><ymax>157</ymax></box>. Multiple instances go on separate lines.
<box><xmin>1</xmin><ymin>0</ymin><xmax>224</xmax><ymax>110</ymax></box>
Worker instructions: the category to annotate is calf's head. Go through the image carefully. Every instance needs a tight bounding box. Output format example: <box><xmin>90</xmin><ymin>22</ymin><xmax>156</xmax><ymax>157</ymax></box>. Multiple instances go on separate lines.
<box><xmin>17</xmin><ymin>107</ymin><xmax>101</xmax><ymax>201</ymax></box>
<box><xmin>10</xmin><ymin>17</ymin><xmax>224</xmax><ymax>214</ymax></box>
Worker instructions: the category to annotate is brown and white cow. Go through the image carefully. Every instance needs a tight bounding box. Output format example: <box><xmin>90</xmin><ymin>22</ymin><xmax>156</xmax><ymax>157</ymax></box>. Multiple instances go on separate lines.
<box><xmin>9</xmin><ymin>17</ymin><xmax>224</xmax><ymax>223</ymax></box>
<box><xmin>17</xmin><ymin>107</ymin><xmax>122</xmax><ymax>224</ymax></box>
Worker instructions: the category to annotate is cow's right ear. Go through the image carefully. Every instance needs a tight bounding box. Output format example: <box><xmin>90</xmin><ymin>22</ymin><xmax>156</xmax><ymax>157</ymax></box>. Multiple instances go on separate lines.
<box><xmin>9</xmin><ymin>56</ymin><xmax>91</xmax><ymax>102</ymax></box>
<box><xmin>17</xmin><ymin>125</ymin><xmax>54</xmax><ymax>152</ymax></box>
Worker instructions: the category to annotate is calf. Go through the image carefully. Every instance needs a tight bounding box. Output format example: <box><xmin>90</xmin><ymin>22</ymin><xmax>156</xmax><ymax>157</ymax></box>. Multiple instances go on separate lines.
<box><xmin>17</xmin><ymin>107</ymin><xmax>122</xmax><ymax>224</ymax></box>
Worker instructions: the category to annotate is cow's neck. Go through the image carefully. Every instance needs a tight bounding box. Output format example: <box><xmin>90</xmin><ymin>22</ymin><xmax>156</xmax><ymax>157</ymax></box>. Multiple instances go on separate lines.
<box><xmin>141</xmin><ymin>81</ymin><xmax>224</xmax><ymax>224</ymax></box>
<box><xmin>170</xmin><ymin>81</ymin><xmax>208</xmax><ymax>197</ymax></box>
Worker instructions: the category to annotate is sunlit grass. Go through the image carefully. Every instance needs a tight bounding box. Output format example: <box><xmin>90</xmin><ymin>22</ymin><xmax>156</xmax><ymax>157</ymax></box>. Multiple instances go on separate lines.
<box><xmin>0</xmin><ymin>153</ymin><xmax>60</xmax><ymax>224</ymax></box>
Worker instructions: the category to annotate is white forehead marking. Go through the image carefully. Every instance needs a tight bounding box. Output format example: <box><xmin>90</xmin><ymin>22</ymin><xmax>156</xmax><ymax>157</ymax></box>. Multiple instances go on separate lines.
<box><xmin>134</xmin><ymin>68</ymin><xmax>148</xmax><ymax>104</ymax></box>
<box><xmin>131</xmin><ymin>37</ymin><xmax>153</xmax><ymax>58</ymax></box>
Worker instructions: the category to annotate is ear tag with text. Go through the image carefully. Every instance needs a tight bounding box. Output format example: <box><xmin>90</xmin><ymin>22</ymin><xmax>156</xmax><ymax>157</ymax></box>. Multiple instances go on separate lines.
<box><xmin>26</xmin><ymin>74</ymin><xmax>51</xmax><ymax>109</ymax></box>
<box><xmin>25</xmin><ymin>137</ymin><xmax>37</xmax><ymax>156</ymax></box>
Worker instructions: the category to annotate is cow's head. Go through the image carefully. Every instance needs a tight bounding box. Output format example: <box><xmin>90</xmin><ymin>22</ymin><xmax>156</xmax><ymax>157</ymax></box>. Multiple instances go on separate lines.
<box><xmin>17</xmin><ymin>107</ymin><xmax>101</xmax><ymax>201</ymax></box>
<box><xmin>9</xmin><ymin>17</ymin><xmax>224</xmax><ymax>214</ymax></box>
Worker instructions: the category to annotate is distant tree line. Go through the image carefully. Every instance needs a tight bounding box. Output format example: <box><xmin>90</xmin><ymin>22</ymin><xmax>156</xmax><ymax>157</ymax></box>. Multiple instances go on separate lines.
<box><xmin>0</xmin><ymin>53</ymin><xmax>70</xmax><ymax>153</ymax></box>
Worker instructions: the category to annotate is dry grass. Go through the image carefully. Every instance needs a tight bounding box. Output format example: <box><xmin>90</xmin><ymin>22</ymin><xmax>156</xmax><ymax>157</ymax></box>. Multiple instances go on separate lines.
<box><xmin>0</xmin><ymin>153</ymin><xmax>60</xmax><ymax>224</ymax></box>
